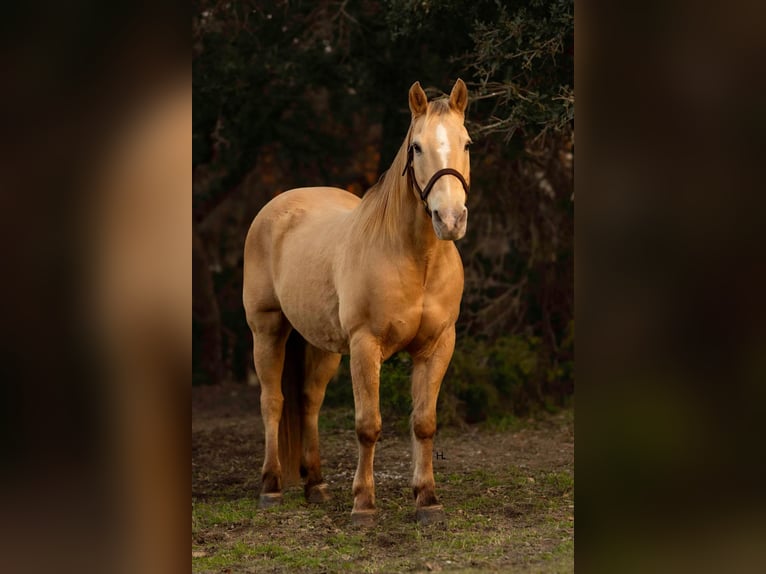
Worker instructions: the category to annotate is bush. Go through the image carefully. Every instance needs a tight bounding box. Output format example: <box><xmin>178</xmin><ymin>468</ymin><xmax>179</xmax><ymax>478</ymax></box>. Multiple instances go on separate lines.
<box><xmin>441</xmin><ymin>334</ymin><xmax>567</xmax><ymax>424</ymax></box>
<box><xmin>324</xmin><ymin>353</ymin><xmax>413</xmax><ymax>433</ymax></box>
<box><xmin>324</xmin><ymin>329</ymin><xmax>572</xmax><ymax>429</ymax></box>
<box><xmin>378</xmin><ymin>353</ymin><xmax>413</xmax><ymax>433</ymax></box>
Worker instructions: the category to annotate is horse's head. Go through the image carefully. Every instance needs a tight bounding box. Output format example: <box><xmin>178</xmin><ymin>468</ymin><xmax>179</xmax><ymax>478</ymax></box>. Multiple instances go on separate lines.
<box><xmin>406</xmin><ymin>79</ymin><xmax>471</xmax><ymax>241</ymax></box>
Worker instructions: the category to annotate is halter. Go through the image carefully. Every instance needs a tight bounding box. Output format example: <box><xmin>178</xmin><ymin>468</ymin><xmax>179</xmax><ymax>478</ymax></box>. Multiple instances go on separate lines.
<box><xmin>402</xmin><ymin>144</ymin><xmax>470</xmax><ymax>216</ymax></box>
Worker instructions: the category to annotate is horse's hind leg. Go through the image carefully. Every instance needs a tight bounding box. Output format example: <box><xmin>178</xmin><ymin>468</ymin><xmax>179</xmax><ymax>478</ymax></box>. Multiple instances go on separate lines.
<box><xmin>249</xmin><ymin>309</ymin><xmax>291</xmax><ymax>507</ymax></box>
<box><xmin>301</xmin><ymin>345</ymin><xmax>341</xmax><ymax>503</ymax></box>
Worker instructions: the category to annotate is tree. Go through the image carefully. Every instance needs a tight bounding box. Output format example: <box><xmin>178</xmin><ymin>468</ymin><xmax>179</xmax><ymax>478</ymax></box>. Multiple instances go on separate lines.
<box><xmin>192</xmin><ymin>0</ymin><xmax>574</xmax><ymax>415</ymax></box>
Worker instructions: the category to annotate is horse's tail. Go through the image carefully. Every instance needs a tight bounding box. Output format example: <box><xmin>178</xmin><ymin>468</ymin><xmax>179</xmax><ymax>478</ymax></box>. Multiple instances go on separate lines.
<box><xmin>279</xmin><ymin>329</ymin><xmax>305</xmax><ymax>486</ymax></box>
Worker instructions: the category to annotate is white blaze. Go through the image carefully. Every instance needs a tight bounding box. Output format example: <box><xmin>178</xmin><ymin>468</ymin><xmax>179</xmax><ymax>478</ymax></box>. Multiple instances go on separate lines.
<box><xmin>429</xmin><ymin>122</ymin><xmax>457</xmax><ymax>214</ymax></box>
<box><xmin>435</xmin><ymin>123</ymin><xmax>451</xmax><ymax>168</ymax></box>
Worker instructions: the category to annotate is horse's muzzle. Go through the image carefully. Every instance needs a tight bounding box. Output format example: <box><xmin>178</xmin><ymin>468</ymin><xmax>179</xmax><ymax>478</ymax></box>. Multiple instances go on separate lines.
<box><xmin>432</xmin><ymin>207</ymin><xmax>468</xmax><ymax>240</ymax></box>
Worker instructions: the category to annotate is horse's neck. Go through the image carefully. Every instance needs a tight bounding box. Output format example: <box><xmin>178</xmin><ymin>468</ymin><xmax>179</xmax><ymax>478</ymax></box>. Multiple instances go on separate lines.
<box><xmin>402</xmin><ymin>192</ymin><xmax>441</xmax><ymax>258</ymax></box>
<box><xmin>391</xmin><ymin>133</ymin><xmax>442</xmax><ymax>258</ymax></box>
<box><xmin>359</xmin><ymin>174</ymin><xmax>439</xmax><ymax>257</ymax></box>
<box><xmin>351</xmin><ymin>134</ymin><xmax>444</xmax><ymax>261</ymax></box>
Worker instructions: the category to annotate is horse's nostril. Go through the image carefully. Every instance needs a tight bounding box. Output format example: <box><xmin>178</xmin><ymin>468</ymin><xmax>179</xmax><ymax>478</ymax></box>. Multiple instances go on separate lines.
<box><xmin>432</xmin><ymin>210</ymin><xmax>441</xmax><ymax>223</ymax></box>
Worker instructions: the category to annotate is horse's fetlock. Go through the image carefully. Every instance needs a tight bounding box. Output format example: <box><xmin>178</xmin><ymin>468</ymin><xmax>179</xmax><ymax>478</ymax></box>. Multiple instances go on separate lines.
<box><xmin>261</xmin><ymin>471</ymin><xmax>282</xmax><ymax>494</ymax></box>
<box><xmin>352</xmin><ymin>491</ymin><xmax>376</xmax><ymax>511</ymax></box>
<box><xmin>415</xmin><ymin>488</ymin><xmax>438</xmax><ymax>507</ymax></box>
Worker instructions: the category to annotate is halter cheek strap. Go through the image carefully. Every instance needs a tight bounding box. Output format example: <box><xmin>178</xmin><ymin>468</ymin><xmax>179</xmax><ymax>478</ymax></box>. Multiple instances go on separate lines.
<box><xmin>403</xmin><ymin>144</ymin><xmax>470</xmax><ymax>216</ymax></box>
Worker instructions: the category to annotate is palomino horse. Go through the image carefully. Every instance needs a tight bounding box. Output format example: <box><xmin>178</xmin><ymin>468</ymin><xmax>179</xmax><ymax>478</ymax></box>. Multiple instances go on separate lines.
<box><xmin>243</xmin><ymin>79</ymin><xmax>471</xmax><ymax>525</ymax></box>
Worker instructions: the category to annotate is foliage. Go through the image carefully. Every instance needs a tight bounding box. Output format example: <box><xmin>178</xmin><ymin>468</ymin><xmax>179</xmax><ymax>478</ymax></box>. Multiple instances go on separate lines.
<box><xmin>192</xmin><ymin>0</ymin><xmax>574</xmax><ymax>422</ymax></box>
<box><xmin>378</xmin><ymin>353</ymin><xmax>413</xmax><ymax>429</ymax></box>
<box><xmin>324</xmin><ymin>329</ymin><xmax>574</xmax><ymax>428</ymax></box>
<box><xmin>325</xmin><ymin>353</ymin><xmax>413</xmax><ymax>432</ymax></box>
<box><xmin>192</xmin><ymin>0</ymin><xmax>573</xmax><ymax>213</ymax></box>
<box><xmin>385</xmin><ymin>0</ymin><xmax>573</xmax><ymax>140</ymax></box>
<box><xmin>443</xmin><ymin>334</ymin><xmax>566</xmax><ymax>424</ymax></box>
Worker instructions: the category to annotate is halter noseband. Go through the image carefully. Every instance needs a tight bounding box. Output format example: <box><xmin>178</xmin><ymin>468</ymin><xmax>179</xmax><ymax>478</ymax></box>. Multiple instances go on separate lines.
<box><xmin>402</xmin><ymin>144</ymin><xmax>470</xmax><ymax>216</ymax></box>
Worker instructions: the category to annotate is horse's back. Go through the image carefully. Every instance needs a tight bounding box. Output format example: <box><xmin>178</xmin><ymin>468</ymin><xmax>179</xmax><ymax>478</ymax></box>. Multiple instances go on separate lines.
<box><xmin>245</xmin><ymin>185</ymin><xmax>357</xmax><ymax>255</ymax></box>
<box><xmin>248</xmin><ymin>186</ymin><xmax>356</xmax><ymax>242</ymax></box>
<box><xmin>258</xmin><ymin>186</ymin><xmax>360</xmax><ymax>218</ymax></box>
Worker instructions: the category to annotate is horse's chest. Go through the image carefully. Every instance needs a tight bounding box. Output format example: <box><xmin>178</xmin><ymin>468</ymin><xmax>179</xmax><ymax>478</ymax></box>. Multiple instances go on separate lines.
<box><xmin>378</xmin><ymin>308</ymin><xmax>422</xmax><ymax>357</ymax></box>
<box><xmin>345</xmin><ymin>275</ymin><xmax>459</xmax><ymax>358</ymax></box>
<box><xmin>337</xmin><ymin>246</ymin><xmax>463</xmax><ymax>354</ymax></box>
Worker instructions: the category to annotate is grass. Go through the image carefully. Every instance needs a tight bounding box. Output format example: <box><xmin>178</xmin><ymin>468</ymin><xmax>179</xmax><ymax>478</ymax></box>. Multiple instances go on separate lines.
<box><xmin>192</xmin><ymin>468</ymin><xmax>574</xmax><ymax>572</ymax></box>
<box><xmin>317</xmin><ymin>407</ymin><xmax>355</xmax><ymax>433</ymax></box>
<box><xmin>192</xmin><ymin>498</ymin><xmax>258</xmax><ymax>534</ymax></box>
<box><xmin>542</xmin><ymin>470</ymin><xmax>574</xmax><ymax>495</ymax></box>
<box><xmin>192</xmin><ymin>405</ymin><xmax>574</xmax><ymax>573</ymax></box>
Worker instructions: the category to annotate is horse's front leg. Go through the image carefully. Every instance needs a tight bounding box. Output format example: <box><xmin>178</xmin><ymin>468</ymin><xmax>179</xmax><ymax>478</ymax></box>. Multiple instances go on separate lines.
<box><xmin>349</xmin><ymin>332</ymin><xmax>382</xmax><ymax>525</ymax></box>
<box><xmin>410</xmin><ymin>326</ymin><xmax>455</xmax><ymax>525</ymax></box>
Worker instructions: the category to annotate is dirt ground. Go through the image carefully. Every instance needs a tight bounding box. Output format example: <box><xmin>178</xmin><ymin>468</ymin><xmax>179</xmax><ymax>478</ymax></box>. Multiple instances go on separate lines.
<box><xmin>192</xmin><ymin>383</ymin><xmax>574</xmax><ymax>573</ymax></box>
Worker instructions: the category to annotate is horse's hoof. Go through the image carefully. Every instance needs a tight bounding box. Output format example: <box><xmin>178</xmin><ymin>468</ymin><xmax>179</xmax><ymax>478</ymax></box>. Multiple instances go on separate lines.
<box><xmin>259</xmin><ymin>492</ymin><xmax>283</xmax><ymax>509</ymax></box>
<box><xmin>350</xmin><ymin>509</ymin><xmax>377</xmax><ymax>527</ymax></box>
<box><xmin>305</xmin><ymin>483</ymin><xmax>332</xmax><ymax>504</ymax></box>
<box><xmin>416</xmin><ymin>504</ymin><xmax>445</xmax><ymax>526</ymax></box>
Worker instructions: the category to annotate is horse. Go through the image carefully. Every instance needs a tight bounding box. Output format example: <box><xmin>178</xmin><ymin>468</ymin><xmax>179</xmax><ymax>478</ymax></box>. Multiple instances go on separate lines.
<box><xmin>243</xmin><ymin>79</ymin><xmax>471</xmax><ymax>526</ymax></box>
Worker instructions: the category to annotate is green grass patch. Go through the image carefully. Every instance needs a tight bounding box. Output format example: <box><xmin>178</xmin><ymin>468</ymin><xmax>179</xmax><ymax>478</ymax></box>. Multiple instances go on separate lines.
<box><xmin>193</xmin><ymin>540</ymin><xmax>261</xmax><ymax>570</ymax></box>
<box><xmin>542</xmin><ymin>470</ymin><xmax>574</xmax><ymax>495</ymax></box>
<box><xmin>537</xmin><ymin>538</ymin><xmax>575</xmax><ymax>573</ymax></box>
<box><xmin>486</xmin><ymin>413</ymin><xmax>526</xmax><ymax>432</ymax></box>
<box><xmin>192</xmin><ymin>498</ymin><xmax>257</xmax><ymax>533</ymax></box>
<box><xmin>318</xmin><ymin>407</ymin><xmax>355</xmax><ymax>432</ymax></box>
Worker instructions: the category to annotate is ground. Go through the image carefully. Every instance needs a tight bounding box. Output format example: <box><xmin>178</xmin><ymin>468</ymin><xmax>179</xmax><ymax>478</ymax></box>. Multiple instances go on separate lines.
<box><xmin>192</xmin><ymin>383</ymin><xmax>574</xmax><ymax>573</ymax></box>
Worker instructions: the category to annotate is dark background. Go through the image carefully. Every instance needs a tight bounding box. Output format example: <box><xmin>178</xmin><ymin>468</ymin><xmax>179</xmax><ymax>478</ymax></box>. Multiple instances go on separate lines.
<box><xmin>192</xmin><ymin>0</ymin><xmax>575</xmax><ymax>425</ymax></box>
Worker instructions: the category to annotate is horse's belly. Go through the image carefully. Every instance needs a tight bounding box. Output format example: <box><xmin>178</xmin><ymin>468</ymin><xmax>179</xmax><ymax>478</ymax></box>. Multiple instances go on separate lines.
<box><xmin>260</xmin><ymin>189</ymin><xmax>354</xmax><ymax>353</ymax></box>
<box><xmin>276</xmin><ymin>272</ymin><xmax>349</xmax><ymax>354</ymax></box>
<box><xmin>285</xmin><ymin>306</ymin><xmax>349</xmax><ymax>354</ymax></box>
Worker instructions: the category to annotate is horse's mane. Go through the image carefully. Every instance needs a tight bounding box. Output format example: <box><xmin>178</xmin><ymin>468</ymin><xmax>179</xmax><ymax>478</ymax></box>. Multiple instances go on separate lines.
<box><xmin>350</xmin><ymin>99</ymin><xmax>452</xmax><ymax>245</ymax></box>
<box><xmin>349</xmin><ymin>124</ymin><xmax>413</xmax><ymax>244</ymax></box>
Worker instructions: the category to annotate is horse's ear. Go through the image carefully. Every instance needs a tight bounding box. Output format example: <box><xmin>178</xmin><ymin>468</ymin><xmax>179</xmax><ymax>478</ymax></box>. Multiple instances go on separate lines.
<box><xmin>409</xmin><ymin>81</ymin><xmax>428</xmax><ymax>117</ymax></box>
<box><xmin>449</xmin><ymin>78</ymin><xmax>468</xmax><ymax>115</ymax></box>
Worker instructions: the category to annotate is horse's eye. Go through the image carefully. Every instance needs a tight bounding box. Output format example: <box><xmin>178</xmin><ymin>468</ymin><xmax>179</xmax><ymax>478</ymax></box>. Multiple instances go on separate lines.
<box><xmin>412</xmin><ymin>142</ymin><xmax>422</xmax><ymax>154</ymax></box>
<box><xmin>464</xmin><ymin>142</ymin><xmax>471</xmax><ymax>152</ymax></box>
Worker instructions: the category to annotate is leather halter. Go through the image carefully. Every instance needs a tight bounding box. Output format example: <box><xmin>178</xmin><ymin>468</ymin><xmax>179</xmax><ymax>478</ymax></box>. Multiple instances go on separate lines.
<box><xmin>402</xmin><ymin>144</ymin><xmax>470</xmax><ymax>216</ymax></box>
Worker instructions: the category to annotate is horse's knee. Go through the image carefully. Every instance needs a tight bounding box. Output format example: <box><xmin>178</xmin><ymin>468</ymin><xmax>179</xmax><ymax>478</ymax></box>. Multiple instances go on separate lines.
<box><xmin>355</xmin><ymin>414</ymin><xmax>381</xmax><ymax>446</ymax></box>
<box><xmin>412</xmin><ymin>414</ymin><xmax>436</xmax><ymax>440</ymax></box>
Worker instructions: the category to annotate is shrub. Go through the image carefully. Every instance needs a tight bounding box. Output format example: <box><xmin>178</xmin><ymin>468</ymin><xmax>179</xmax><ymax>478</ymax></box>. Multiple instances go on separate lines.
<box><xmin>324</xmin><ymin>330</ymin><xmax>572</xmax><ymax>429</ymax></box>
<box><xmin>441</xmin><ymin>334</ymin><xmax>563</xmax><ymax>424</ymax></box>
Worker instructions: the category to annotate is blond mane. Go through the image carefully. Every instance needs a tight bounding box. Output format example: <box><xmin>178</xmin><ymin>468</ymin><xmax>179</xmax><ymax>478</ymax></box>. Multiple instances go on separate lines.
<box><xmin>349</xmin><ymin>98</ymin><xmax>453</xmax><ymax>245</ymax></box>
<box><xmin>348</xmin><ymin>125</ymin><xmax>413</xmax><ymax>245</ymax></box>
